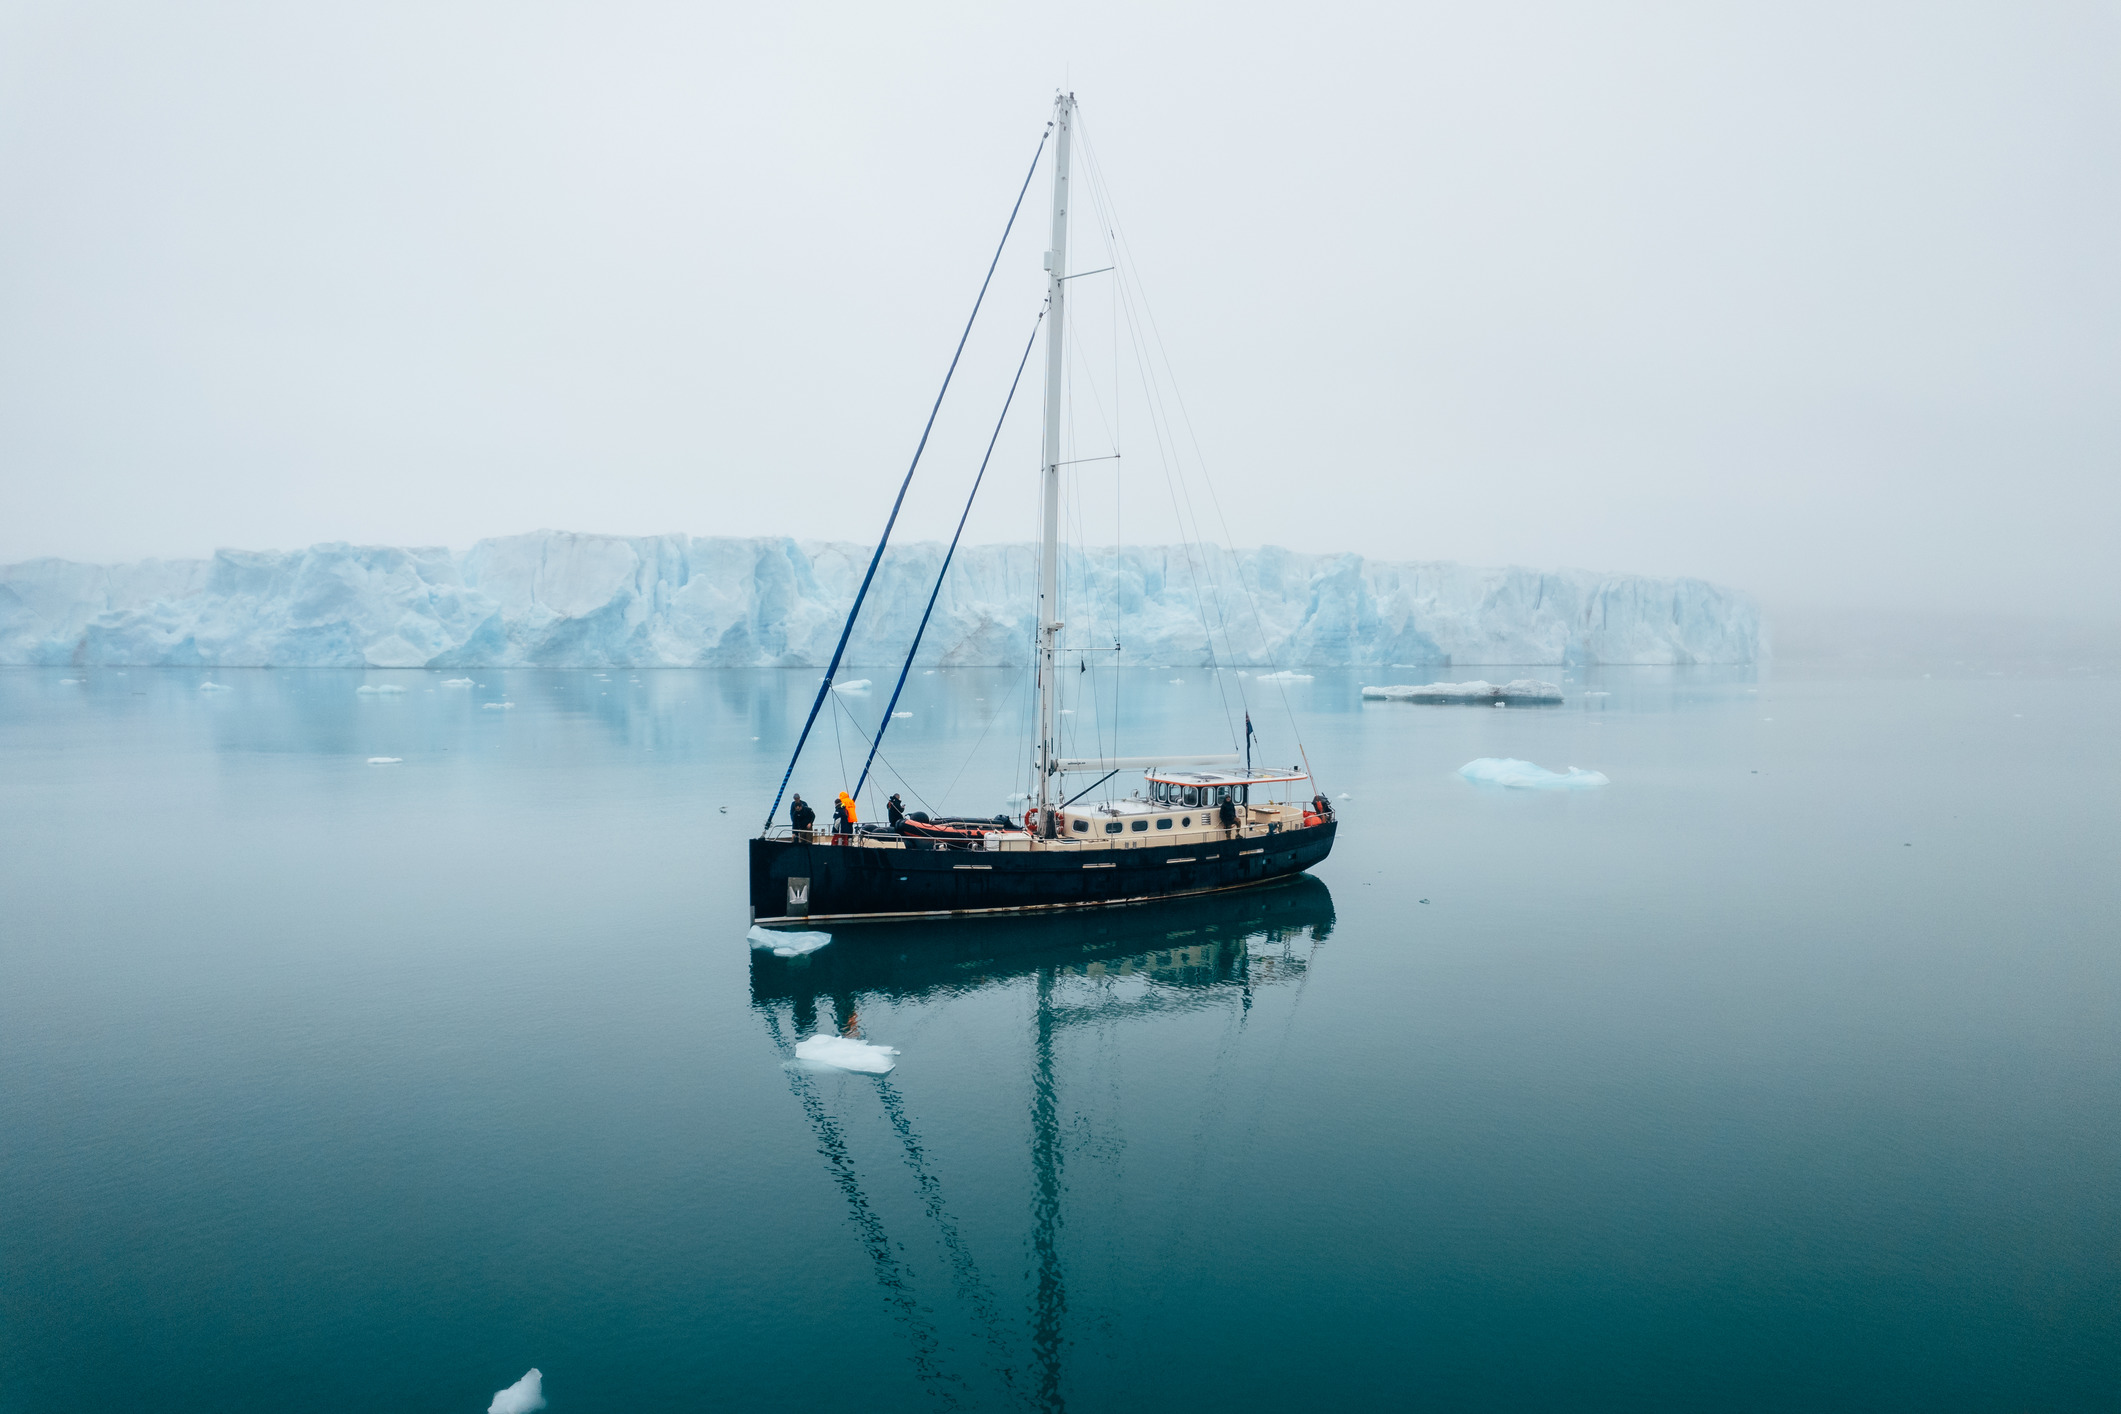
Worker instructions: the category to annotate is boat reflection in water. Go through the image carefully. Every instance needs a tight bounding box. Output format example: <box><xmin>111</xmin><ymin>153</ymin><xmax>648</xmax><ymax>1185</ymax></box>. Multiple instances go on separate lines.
<box><xmin>748</xmin><ymin>875</ymin><xmax>1336</xmax><ymax>1411</ymax></box>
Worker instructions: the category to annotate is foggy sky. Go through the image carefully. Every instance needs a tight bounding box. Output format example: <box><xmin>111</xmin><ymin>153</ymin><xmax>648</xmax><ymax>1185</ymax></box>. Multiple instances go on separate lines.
<box><xmin>2</xmin><ymin>0</ymin><xmax>2116</xmax><ymax>618</ymax></box>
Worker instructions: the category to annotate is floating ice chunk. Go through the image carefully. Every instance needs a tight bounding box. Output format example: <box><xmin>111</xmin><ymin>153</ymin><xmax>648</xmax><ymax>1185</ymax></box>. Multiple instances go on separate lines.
<box><xmin>59</xmin><ymin>677</ymin><xmax>82</xmax><ymax>684</ymax></box>
<box><xmin>1582</xmin><ymin>690</ymin><xmax>1611</xmax><ymax>698</ymax></box>
<box><xmin>749</xmin><ymin>924</ymin><xmax>831</xmax><ymax>957</ymax></box>
<box><xmin>1169</xmin><ymin>678</ymin><xmax>1184</xmax><ymax>684</ymax></box>
<box><xmin>794</xmin><ymin>1033</ymin><xmax>899</xmax><ymax>1074</ymax></box>
<box><xmin>366</xmin><ymin>757</ymin><xmax>402</xmax><ymax>765</ymax></box>
<box><xmin>892</xmin><ymin>711</ymin><xmax>913</xmax><ymax>718</ymax></box>
<box><xmin>832</xmin><ymin>679</ymin><xmax>871</xmax><ymax>693</ymax></box>
<box><xmin>199</xmin><ymin>681</ymin><xmax>232</xmax><ymax>692</ymax></box>
<box><xmin>1256</xmin><ymin>670</ymin><xmax>1313</xmax><ymax>682</ymax></box>
<box><xmin>355</xmin><ymin>683</ymin><xmax>407</xmax><ymax>695</ymax></box>
<box><xmin>488</xmin><ymin>1369</ymin><xmax>545</xmax><ymax>1414</ymax></box>
<box><xmin>1459</xmin><ymin>757</ymin><xmax>1609</xmax><ymax>790</ymax></box>
<box><xmin>1364</xmin><ymin>679</ymin><xmax>1561</xmax><ymax>704</ymax></box>
<box><xmin>481</xmin><ymin>701</ymin><xmax>514</xmax><ymax>710</ymax></box>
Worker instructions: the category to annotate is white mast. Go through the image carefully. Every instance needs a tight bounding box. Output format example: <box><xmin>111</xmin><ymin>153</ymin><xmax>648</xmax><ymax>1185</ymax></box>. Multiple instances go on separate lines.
<box><xmin>1035</xmin><ymin>92</ymin><xmax>1074</xmax><ymax>838</ymax></box>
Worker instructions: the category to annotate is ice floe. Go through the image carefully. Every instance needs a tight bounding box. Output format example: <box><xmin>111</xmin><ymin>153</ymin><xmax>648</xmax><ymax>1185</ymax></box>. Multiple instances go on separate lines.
<box><xmin>832</xmin><ymin>679</ymin><xmax>872</xmax><ymax>693</ymax></box>
<box><xmin>481</xmin><ymin>701</ymin><xmax>514</xmax><ymax>710</ymax></box>
<box><xmin>891</xmin><ymin>710</ymin><xmax>913</xmax><ymax>718</ymax></box>
<box><xmin>442</xmin><ymin>677</ymin><xmax>472</xmax><ymax>687</ymax></box>
<box><xmin>366</xmin><ymin>757</ymin><xmax>402</xmax><ymax>765</ymax></box>
<box><xmin>199</xmin><ymin>681</ymin><xmax>231</xmax><ymax>692</ymax></box>
<box><xmin>488</xmin><ymin>1369</ymin><xmax>545</xmax><ymax>1414</ymax></box>
<box><xmin>1256</xmin><ymin>670</ymin><xmax>1313</xmax><ymax>682</ymax></box>
<box><xmin>1364</xmin><ymin>679</ymin><xmax>1561</xmax><ymax>704</ymax></box>
<box><xmin>1459</xmin><ymin>758</ymin><xmax>1609</xmax><ymax>790</ymax></box>
<box><xmin>58</xmin><ymin>677</ymin><xmax>82</xmax><ymax>684</ymax></box>
<box><xmin>748</xmin><ymin>924</ymin><xmax>831</xmax><ymax>957</ymax></box>
<box><xmin>794</xmin><ymin>1033</ymin><xmax>899</xmax><ymax>1074</ymax></box>
<box><xmin>355</xmin><ymin>683</ymin><xmax>406</xmax><ymax>695</ymax></box>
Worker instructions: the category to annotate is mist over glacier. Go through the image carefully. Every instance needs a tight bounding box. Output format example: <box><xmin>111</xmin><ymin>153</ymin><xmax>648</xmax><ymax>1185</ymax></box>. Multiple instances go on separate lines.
<box><xmin>0</xmin><ymin>530</ymin><xmax>1764</xmax><ymax>669</ymax></box>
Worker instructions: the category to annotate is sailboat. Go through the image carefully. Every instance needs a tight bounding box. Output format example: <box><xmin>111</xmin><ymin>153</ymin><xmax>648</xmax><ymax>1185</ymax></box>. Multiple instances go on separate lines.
<box><xmin>748</xmin><ymin>94</ymin><xmax>1336</xmax><ymax>926</ymax></box>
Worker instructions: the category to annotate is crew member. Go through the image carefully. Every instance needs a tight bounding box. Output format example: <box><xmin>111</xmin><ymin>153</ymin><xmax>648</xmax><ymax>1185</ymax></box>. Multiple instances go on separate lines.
<box><xmin>886</xmin><ymin>793</ymin><xmax>906</xmax><ymax>830</ymax></box>
<box><xmin>789</xmin><ymin>793</ymin><xmax>816</xmax><ymax>843</ymax></box>
<box><xmin>1218</xmin><ymin>792</ymin><xmax>1238</xmax><ymax>838</ymax></box>
<box><xmin>834</xmin><ymin>791</ymin><xmax>858</xmax><ymax>842</ymax></box>
<box><xmin>1312</xmin><ymin>792</ymin><xmax>1334</xmax><ymax>820</ymax></box>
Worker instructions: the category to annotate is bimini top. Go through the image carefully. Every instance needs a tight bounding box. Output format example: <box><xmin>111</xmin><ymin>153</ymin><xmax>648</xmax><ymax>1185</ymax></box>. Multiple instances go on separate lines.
<box><xmin>1145</xmin><ymin>768</ymin><xmax>1308</xmax><ymax>787</ymax></box>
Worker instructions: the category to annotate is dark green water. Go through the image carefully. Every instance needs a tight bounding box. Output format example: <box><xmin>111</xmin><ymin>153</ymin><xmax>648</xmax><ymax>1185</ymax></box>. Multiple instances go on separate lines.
<box><xmin>2</xmin><ymin>665</ymin><xmax>2116</xmax><ymax>1411</ymax></box>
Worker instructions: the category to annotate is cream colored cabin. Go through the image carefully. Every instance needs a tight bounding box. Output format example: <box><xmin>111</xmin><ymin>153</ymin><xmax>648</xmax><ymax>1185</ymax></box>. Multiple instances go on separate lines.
<box><xmin>1053</xmin><ymin>769</ymin><xmax>1315</xmax><ymax>849</ymax></box>
<box><xmin>818</xmin><ymin>768</ymin><xmax>1321</xmax><ymax>852</ymax></box>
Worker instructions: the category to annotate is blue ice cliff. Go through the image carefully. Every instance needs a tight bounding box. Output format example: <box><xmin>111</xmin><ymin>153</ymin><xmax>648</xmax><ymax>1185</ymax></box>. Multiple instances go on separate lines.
<box><xmin>0</xmin><ymin>531</ymin><xmax>1766</xmax><ymax>668</ymax></box>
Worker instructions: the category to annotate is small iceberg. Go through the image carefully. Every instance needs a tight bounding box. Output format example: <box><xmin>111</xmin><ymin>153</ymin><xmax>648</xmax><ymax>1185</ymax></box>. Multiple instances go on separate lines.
<box><xmin>748</xmin><ymin>924</ymin><xmax>831</xmax><ymax>957</ymax></box>
<box><xmin>481</xmin><ymin>701</ymin><xmax>514</xmax><ymax>710</ymax></box>
<box><xmin>199</xmin><ymin>681</ymin><xmax>232</xmax><ymax>692</ymax></box>
<box><xmin>891</xmin><ymin>710</ymin><xmax>913</xmax><ymax>719</ymax></box>
<box><xmin>832</xmin><ymin>679</ymin><xmax>872</xmax><ymax>693</ymax></box>
<box><xmin>1256</xmin><ymin>670</ymin><xmax>1313</xmax><ymax>682</ymax></box>
<box><xmin>1582</xmin><ymin>690</ymin><xmax>1611</xmax><ymax>699</ymax></box>
<box><xmin>1363</xmin><ymin>678</ymin><xmax>1561</xmax><ymax>705</ymax></box>
<box><xmin>794</xmin><ymin>1033</ymin><xmax>899</xmax><ymax>1074</ymax></box>
<box><xmin>442</xmin><ymin>678</ymin><xmax>473</xmax><ymax>687</ymax></box>
<box><xmin>366</xmin><ymin>757</ymin><xmax>402</xmax><ymax>765</ymax></box>
<box><xmin>1459</xmin><ymin>757</ymin><xmax>1609</xmax><ymax>790</ymax></box>
<box><xmin>488</xmin><ymin>1369</ymin><xmax>545</xmax><ymax>1414</ymax></box>
<box><xmin>355</xmin><ymin>683</ymin><xmax>407</xmax><ymax>695</ymax></box>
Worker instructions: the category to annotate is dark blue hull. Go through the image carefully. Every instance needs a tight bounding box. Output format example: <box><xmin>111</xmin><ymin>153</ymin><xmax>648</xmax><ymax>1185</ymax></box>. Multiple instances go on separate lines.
<box><xmin>749</xmin><ymin>820</ymin><xmax>1336</xmax><ymax>924</ymax></box>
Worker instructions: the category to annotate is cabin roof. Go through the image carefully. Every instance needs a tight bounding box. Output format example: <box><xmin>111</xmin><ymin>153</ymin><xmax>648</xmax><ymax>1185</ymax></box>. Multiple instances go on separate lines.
<box><xmin>1144</xmin><ymin>769</ymin><xmax>1308</xmax><ymax>787</ymax></box>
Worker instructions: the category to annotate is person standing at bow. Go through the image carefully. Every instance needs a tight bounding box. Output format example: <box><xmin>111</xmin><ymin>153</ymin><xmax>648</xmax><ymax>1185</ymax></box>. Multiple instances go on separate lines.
<box><xmin>789</xmin><ymin>793</ymin><xmax>815</xmax><ymax>843</ymax></box>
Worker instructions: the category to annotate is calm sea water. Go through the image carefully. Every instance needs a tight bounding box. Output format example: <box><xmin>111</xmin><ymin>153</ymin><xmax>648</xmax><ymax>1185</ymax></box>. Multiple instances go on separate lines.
<box><xmin>2</xmin><ymin>664</ymin><xmax>2116</xmax><ymax>1412</ymax></box>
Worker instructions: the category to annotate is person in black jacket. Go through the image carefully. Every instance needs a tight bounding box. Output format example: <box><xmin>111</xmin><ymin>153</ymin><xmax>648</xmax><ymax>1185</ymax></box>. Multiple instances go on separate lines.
<box><xmin>886</xmin><ymin>793</ymin><xmax>906</xmax><ymax>830</ymax></box>
<box><xmin>1218</xmin><ymin>793</ymin><xmax>1238</xmax><ymax>838</ymax></box>
<box><xmin>789</xmin><ymin>794</ymin><xmax>815</xmax><ymax>843</ymax></box>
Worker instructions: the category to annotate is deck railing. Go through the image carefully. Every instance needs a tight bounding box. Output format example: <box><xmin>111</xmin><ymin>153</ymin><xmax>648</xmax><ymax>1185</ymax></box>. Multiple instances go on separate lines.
<box><xmin>755</xmin><ymin>813</ymin><xmax>1326</xmax><ymax>848</ymax></box>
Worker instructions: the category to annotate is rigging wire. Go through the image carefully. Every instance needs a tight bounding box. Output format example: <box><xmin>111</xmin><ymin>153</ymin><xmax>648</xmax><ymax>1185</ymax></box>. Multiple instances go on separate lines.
<box><xmin>1070</xmin><ymin>123</ymin><xmax>1240</xmax><ymax>750</ymax></box>
<box><xmin>761</xmin><ymin>122</ymin><xmax>1051</xmax><ymax>833</ymax></box>
<box><xmin>1075</xmin><ymin>113</ymin><xmax>1317</xmax><ymax>785</ymax></box>
<box><xmin>855</xmin><ymin>309</ymin><xmax>1047</xmax><ymax>798</ymax></box>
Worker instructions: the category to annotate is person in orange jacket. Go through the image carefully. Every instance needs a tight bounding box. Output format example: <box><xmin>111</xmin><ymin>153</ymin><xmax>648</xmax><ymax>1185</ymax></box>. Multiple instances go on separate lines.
<box><xmin>834</xmin><ymin>790</ymin><xmax>858</xmax><ymax>843</ymax></box>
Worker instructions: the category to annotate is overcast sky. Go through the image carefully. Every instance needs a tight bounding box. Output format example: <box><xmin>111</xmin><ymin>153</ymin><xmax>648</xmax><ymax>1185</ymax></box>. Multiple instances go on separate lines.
<box><xmin>2</xmin><ymin>0</ymin><xmax>2115</xmax><ymax>616</ymax></box>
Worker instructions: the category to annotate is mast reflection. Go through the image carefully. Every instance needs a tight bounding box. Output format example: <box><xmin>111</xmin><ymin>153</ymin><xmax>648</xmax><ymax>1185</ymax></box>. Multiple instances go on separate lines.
<box><xmin>750</xmin><ymin>877</ymin><xmax>1336</xmax><ymax>1411</ymax></box>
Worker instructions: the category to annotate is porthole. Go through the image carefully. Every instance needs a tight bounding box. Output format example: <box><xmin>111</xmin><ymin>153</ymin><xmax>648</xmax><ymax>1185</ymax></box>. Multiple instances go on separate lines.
<box><xmin>1072</xmin><ymin>819</ymin><xmax>1089</xmax><ymax>833</ymax></box>
<box><xmin>1156</xmin><ymin>817</ymin><xmax>1174</xmax><ymax>830</ymax></box>
<box><xmin>1104</xmin><ymin>821</ymin><xmax>1123</xmax><ymax>834</ymax></box>
<box><xmin>1182</xmin><ymin>815</ymin><xmax>1192</xmax><ymax>827</ymax></box>
<box><xmin>1131</xmin><ymin>819</ymin><xmax>1149</xmax><ymax>832</ymax></box>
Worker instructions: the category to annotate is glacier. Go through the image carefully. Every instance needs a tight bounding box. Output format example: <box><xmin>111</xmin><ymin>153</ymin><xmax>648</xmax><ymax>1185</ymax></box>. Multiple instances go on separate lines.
<box><xmin>0</xmin><ymin>530</ymin><xmax>1767</xmax><ymax>669</ymax></box>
